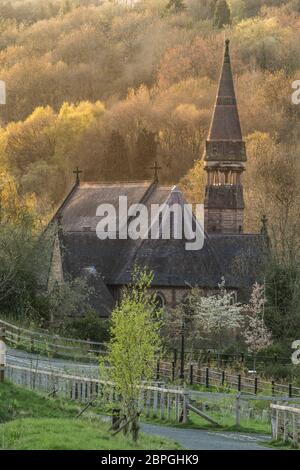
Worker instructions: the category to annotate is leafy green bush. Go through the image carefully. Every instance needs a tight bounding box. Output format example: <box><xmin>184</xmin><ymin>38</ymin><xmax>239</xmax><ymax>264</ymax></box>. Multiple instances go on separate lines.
<box><xmin>65</xmin><ymin>311</ymin><xmax>110</xmax><ymax>343</ymax></box>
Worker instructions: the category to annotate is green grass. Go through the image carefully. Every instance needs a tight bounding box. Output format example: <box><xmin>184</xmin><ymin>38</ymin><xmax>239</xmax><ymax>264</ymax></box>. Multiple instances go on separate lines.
<box><xmin>0</xmin><ymin>382</ymin><xmax>180</xmax><ymax>450</ymax></box>
<box><xmin>0</xmin><ymin>381</ymin><xmax>79</xmax><ymax>422</ymax></box>
<box><xmin>0</xmin><ymin>417</ymin><xmax>180</xmax><ymax>450</ymax></box>
<box><xmin>185</xmin><ymin>410</ymin><xmax>271</xmax><ymax>434</ymax></box>
<box><xmin>141</xmin><ymin>411</ymin><xmax>271</xmax><ymax>435</ymax></box>
<box><xmin>263</xmin><ymin>439</ymin><xmax>299</xmax><ymax>450</ymax></box>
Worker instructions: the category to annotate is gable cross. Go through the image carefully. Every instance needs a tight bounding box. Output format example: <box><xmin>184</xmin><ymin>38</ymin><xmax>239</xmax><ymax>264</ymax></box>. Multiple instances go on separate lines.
<box><xmin>150</xmin><ymin>161</ymin><xmax>161</xmax><ymax>183</ymax></box>
<box><xmin>73</xmin><ymin>167</ymin><xmax>82</xmax><ymax>184</ymax></box>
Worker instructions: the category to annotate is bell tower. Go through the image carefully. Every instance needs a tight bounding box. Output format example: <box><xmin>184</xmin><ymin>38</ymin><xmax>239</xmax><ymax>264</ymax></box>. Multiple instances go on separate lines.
<box><xmin>204</xmin><ymin>39</ymin><xmax>246</xmax><ymax>234</ymax></box>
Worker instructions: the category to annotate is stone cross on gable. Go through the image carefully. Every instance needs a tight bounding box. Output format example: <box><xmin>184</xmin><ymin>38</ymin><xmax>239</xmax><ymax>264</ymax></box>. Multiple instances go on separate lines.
<box><xmin>150</xmin><ymin>161</ymin><xmax>161</xmax><ymax>182</ymax></box>
<box><xmin>73</xmin><ymin>166</ymin><xmax>82</xmax><ymax>184</ymax></box>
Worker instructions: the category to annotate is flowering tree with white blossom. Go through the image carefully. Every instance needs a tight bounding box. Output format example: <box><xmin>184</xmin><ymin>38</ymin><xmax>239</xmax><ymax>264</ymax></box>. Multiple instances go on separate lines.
<box><xmin>242</xmin><ymin>283</ymin><xmax>272</xmax><ymax>371</ymax></box>
<box><xmin>191</xmin><ymin>277</ymin><xmax>244</xmax><ymax>362</ymax></box>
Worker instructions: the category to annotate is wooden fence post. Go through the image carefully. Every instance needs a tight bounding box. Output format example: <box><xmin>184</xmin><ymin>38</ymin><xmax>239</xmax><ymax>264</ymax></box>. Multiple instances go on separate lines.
<box><xmin>173</xmin><ymin>349</ymin><xmax>177</xmax><ymax>368</ymax></box>
<box><xmin>182</xmin><ymin>390</ymin><xmax>189</xmax><ymax>424</ymax></box>
<box><xmin>237</xmin><ymin>374</ymin><xmax>241</xmax><ymax>392</ymax></box>
<box><xmin>54</xmin><ymin>336</ymin><xmax>58</xmax><ymax>356</ymax></box>
<box><xmin>271</xmin><ymin>405</ymin><xmax>276</xmax><ymax>439</ymax></box>
<box><xmin>189</xmin><ymin>364</ymin><xmax>193</xmax><ymax>386</ymax></box>
<box><xmin>171</xmin><ymin>362</ymin><xmax>175</xmax><ymax>382</ymax></box>
<box><xmin>275</xmin><ymin>408</ymin><xmax>280</xmax><ymax>440</ymax></box>
<box><xmin>292</xmin><ymin>414</ymin><xmax>299</xmax><ymax>448</ymax></box>
<box><xmin>235</xmin><ymin>392</ymin><xmax>241</xmax><ymax>427</ymax></box>
<box><xmin>153</xmin><ymin>388</ymin><xmax>158</xmax><ymax>416</ymax></box>
<box><xmin>175</xmin><ymin>393</ymin><xmax>180</xmax><ymax>422</ymax></box>
<box><xmin>160</xmin><ymin>391</ymin><xmax>165</xmax><ymax>420</ymax></box>
<box><xmin>221</xmin><ymin>370</ymin><xmax>225</xmax><ymax>386</ymax></box>
<box><xmin>254</xmin><ymin>377</ymin><xmax>258</xmax><ymax>395</ymax></box>
<box><xmin>156</xmin><ymin>361</ymin><xmax>160</xmax><ymax>381</ymax></box>
<box><xmin>29</xmin><ymin>333</ymin><xmax>33</xmax><ymax>352</ymax></box>
<box><xmin>146</xmin><ymin>390</ymin><xmax>151</xmax><ymax>417</ymax></box>
<box><xmin>0</xmin><ymin>327</ymin><xmax>6</xmax><ymax>383</ymax></box>
<box><xmin>283</xmin><ymin>410</ymin><xmax>289</xmax><ymax>442</ymax></box>
<box><xmin>167</xmin><ymin>393</ymin><xmax>171</xmax><ymax>421</ymax></box>
<box><xmin>197</xmin><ymin>366</ymin><xmax>201</xmax><ymax>386</ymax></box>
<box><xmin>289</xmin><ymin>384</ymin><xmax>293</xmax><ymax>398</ymax></box>
<box><xmin>205</xmin><ymin>367</ymin><xmax>209</xmax><ymax>388</ymax></box>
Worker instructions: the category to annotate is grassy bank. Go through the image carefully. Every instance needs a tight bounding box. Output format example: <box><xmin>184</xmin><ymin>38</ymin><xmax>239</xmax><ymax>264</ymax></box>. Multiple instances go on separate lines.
<box><xmin>0</xmin><ymin>382</ymin><xmax>180</xmax><ymax>450</ymax></box>
<box><xmin>141</xmin><ymin>411</ymin><xmax>271</xmax><ymax>436</ymax></box>
<box><xmin>1</xmin><ymin>417</ymin><xmax>180</xmax><ymax>450</ymax></box>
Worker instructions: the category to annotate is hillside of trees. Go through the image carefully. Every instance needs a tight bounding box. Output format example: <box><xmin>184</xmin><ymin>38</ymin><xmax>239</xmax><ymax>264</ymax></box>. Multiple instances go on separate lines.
<box><xmin>0</xmin><ymin>0</ymin><xmax>299</xmax><ymax>253</ymax></box>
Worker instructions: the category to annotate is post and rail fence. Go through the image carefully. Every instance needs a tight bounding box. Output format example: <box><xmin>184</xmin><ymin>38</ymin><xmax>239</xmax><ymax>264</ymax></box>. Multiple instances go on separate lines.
<box><xmin>5</xmin><ymin>363</ymin><xmax>189</xmax><ymax>424</ymax></box>
<box><xmin>157</xmin><ymin>360</ymin><xmax>300</xmax><ymax>398</ymax></box>
<box><xmin>271</xmin><ymin>403</ymin><xmax>300</xmax><ymax>447</ymax></box>
<box><xmin>2</xmin><ymin>323</ymin><xmax>300</xmax><ymax>432</ymax></box>
<box><xmin>6</xmin><ymin>361</ymin><xmax>300</xmax><ymax>431</ymax></box>
<box><xmin>1</xmin><ymin>318</ymin><xmax>293</xmax><ymax>367</ymax></box>
<box><xmin>0</xmin><ymin>326</ymin><xmax>6</xmax><ymax>382</ymax></box>
<box><xmin>2</xmin><ymin>318</ymin><xmax>300</xmax><ymax>399</ymax></box>
<box><xmin>0</xmin><ymin>319</ymin><xmax>107</xmax><ymax>361</ymax></box>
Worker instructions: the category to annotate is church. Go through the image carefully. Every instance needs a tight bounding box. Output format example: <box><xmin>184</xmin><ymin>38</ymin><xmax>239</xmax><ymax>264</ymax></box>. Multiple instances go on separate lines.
<box><xmin>47</xmin><ymin>40</ymin><xmax>266</xmax><ymax>317</ymax></box>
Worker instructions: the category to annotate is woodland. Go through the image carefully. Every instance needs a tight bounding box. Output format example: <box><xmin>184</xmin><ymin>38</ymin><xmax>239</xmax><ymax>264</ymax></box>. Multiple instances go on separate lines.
<box><xmin>0</xmin><ymin>0</ymin><xmax>300</xmax><ymax>363</ymax></box>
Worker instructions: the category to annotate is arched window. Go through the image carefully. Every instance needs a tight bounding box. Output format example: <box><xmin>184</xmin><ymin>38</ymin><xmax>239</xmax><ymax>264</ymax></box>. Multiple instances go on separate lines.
<box><xmin>155</xmin><ymin>292</ymin><xmax>166</xmax><ymax>310</ymax></box>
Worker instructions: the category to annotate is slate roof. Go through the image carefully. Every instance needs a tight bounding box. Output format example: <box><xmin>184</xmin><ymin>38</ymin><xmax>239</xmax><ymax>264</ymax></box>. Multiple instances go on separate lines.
<box><xmin>57</xmin><ymin>182</ymin><xmax>265</xmax><ymax>300</ymax></box>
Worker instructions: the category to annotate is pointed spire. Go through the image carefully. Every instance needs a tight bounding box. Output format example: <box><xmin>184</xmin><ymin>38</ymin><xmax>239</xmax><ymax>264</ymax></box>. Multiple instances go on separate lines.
<box><xmin>208</xmin><ymin>39</ymin><xmax>242</xmax><ymax>142</ymax></box>
<box><xmin>204</xmin><ymin>40</ymin><xmax>246</xmax><ymax>163</ymax></box>
<box><xmin>203</xmin><ymin>40</ymin><xmax>247</xmax><ymax>234</ymax></box>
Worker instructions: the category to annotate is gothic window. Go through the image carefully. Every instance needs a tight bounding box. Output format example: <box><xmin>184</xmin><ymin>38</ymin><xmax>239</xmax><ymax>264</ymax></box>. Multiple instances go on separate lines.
<box><xmin>155</xmin><ymin>292</ymin><xmax>166</xmax><ymax>310</ymax></box>
<box><xmin>229</xmin><ymin>291</ymin><xmax>238</xmax><ymax>304</ymax></box>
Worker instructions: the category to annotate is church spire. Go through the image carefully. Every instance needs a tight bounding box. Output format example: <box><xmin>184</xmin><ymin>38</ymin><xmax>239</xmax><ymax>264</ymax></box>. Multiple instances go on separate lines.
<box><xmin>206</xmin><ymin>39</ymin><xmax>245</xmax><ymax>153</ymax></box>
<box><xmin>204</xmin><ymin>40</ymin><xmax>246</xmax><ymax>234</ymax></box>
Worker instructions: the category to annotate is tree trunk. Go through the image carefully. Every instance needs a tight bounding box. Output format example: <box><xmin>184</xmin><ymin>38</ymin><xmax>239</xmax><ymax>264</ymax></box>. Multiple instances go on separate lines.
<box><xmin>131</xmin><ymin>417</ymin><xmax>139</xmax><ymax>442</ymax></box>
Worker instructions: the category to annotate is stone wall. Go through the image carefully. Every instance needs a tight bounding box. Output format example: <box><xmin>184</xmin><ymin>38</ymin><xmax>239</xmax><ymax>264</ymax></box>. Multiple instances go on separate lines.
<box><xmin>47</xmin><ymin>234</ymin><xmax>64</xmax><ymax>290</ymax></box>
<box><xmin>205</xmin><ymin>208</ymin><xmax>244</xmax><ymax>233</ymax></box>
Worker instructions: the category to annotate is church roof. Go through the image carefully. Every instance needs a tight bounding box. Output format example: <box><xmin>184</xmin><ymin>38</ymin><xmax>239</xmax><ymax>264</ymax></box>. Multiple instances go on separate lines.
<box><xmin>56</xmin><ymin>181</ymin><xmax>265</xmax><ymax>298</ymax></box>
